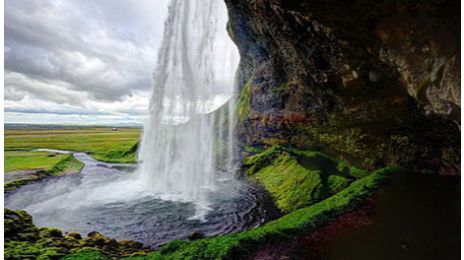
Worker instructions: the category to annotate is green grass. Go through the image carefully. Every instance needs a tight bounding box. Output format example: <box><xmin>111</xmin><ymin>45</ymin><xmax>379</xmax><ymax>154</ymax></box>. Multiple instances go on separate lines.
<box><xmin>5</xmin><ymin>128</ymin><xmax>140</xmax><ymax>163</ymax></box>
<box><xmin>123</xmin><ymin>167</ymin><xmax>399</xmax><ymax>259</ymax></box>
<box><xmin>47</xmin><ymin>154</ymin><xmax>85</xmax><ymax>176</ymax></box>
<box><xmin>5</xmin><ymin>151</ymin><xmax>69</xmax><ymax>173</ymax></box>
<box><xmin>62</xmin><ymin>249</ymin><xmax>109</xmax><ymax>260</ymax></box>
<box><xmin>4</xmin><ymin>153</ymin><xmax>85</xmax><ymax>192</ymax></box>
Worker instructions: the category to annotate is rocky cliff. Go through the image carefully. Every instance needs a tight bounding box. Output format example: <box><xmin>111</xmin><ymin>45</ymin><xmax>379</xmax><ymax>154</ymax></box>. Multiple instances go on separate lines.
<box><xmin>225</xmin><ymin>0</ymin><xmax>460</xmax><ymax>175</ymax></box>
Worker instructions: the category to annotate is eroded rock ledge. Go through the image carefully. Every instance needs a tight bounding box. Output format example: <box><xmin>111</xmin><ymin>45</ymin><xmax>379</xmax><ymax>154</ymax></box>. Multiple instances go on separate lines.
<box><xmin>225</xmin><ymin>0</ymin><xmax>460</xmax><ymax>175</ymax></box>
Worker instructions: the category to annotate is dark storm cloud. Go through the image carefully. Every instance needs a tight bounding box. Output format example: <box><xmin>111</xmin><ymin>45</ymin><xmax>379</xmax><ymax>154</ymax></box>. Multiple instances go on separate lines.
<box><xmin>5</xmin><ymin>0</ymin><xmax>168</xmax><ymax>105</ymax></box>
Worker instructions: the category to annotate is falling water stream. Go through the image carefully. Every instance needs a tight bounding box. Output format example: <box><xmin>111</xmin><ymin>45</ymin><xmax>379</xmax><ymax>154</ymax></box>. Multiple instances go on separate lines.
<box><xmin>4</xmin><ymin>0</ymin><xmax>276</xmax><ymax>248</ymax></box>
<box><xmin>138</xmin><ymin>0</ymin><xmax>239</xmax><ymax>218</ymax></box>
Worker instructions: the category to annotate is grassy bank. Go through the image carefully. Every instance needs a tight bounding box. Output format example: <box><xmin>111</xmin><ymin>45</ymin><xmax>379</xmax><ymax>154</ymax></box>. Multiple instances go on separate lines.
<box><xmin>5</xmin><ymin>127</ymin><xmax>140</xmax><ymax>163</ymax></box>
<box><xmin>5</xmin><ymin>151</ymin><xmax>70</xmax><ymax>173</ymax></box>
<box><xmin>4</xmin><ymin>153</ymin><xmax>84</xmax><ymax>192</ymax></box>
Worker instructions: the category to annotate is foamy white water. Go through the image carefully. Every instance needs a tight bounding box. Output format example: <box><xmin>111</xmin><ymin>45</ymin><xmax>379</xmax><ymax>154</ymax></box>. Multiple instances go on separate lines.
<box><xmin>137</xmin><ymin>0</ymin><xmax>239</xmax><ymax>218</ymax></box>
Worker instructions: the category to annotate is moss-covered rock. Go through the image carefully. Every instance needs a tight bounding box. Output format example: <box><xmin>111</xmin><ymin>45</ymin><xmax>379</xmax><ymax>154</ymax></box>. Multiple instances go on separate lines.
<box><xmin>4</xmin><ymin>209</ymin><xmax>151</xmax><ymax>260</ymax></box>
<box><xmin>242</xmin><ymin>146</ymin><xmax>369</xmax><ymax>212</ymax></box>
<box><xmin>5</xmin><ymin>209</ymin><xmax>40</xmax><ymax>242</ymax></box>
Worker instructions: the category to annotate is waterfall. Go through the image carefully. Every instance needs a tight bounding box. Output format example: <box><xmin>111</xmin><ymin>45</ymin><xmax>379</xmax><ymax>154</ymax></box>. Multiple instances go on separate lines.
<box><xmin>137</xmin><ymin>0</ymin><xmax>239</xmax><ymax>218</ymax></box>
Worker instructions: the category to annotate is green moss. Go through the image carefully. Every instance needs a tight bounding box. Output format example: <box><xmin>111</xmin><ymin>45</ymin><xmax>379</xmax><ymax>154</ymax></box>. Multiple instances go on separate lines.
<box><xmin>243</xmin><ymin>146</ymin><xmax>283</xmax><ymax>175</ymax></box>
<box><xmin>5</xmin><ymin>208</ymin><xmax>151</xmax><ymax>259</ymax></box>
<box><xmin>271</xmin><ymin>81</ymin><xmax>293</xmax><ymax>93</ymax></box>
<box><xmin>4</xmin><ymin>239</ymin><xmax>68</xmax><ymax>259</ymax></box>
<box><xmin>245</xmin><ymin>147</ymin><xmax>357</xmax><ymax>212</ymax></box>
<box><xmin>124</xmin><ymin>167</ymin><xmax>399</xmax><ymax>260</ymax></box>
<box><xmin>349</xmin><ymin>166</ymin><xmax>370</xmax><ymax>178</ymax></box>
<box><xmin>237</xmin><ymin>80</ymin><xmax>252</xmax><ymax>121</ymax></box>
<box><xmin>4</xmin><ymin>209</ymin><xmax>39</xmax><ymax>241</ymax></box>
<box><xmin>254</xmin><ymin>153</ymin><xmax>323</xmax><ymax>211</ymax></box>
<box><xmin>243</xmin><ymin>145</ymin><xmax>265</xmax><ymax>154</ymax></box>
<box><xmin>39</xmin><ymin>227</ymin><xmax>63</xmax><ymax>238</ymax></box>
<box><xmin>63</xmin><ymin>249</ymin><xmax>109</xmax><ymax>260</ymax></box>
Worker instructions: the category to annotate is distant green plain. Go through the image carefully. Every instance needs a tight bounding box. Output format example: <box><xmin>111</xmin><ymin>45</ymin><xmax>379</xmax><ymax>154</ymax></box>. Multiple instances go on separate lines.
<box><xmin>5</xmin><ymin>127</ymin><xmax>141</xmax><ymax>165</ymax></box>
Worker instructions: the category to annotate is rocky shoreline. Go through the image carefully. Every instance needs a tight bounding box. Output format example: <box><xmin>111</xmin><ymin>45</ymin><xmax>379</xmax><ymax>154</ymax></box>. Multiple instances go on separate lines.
<box><xmin>4</xmin><ymin>208</ymin><xmax>152</xmax><ymax>259</ymax></box>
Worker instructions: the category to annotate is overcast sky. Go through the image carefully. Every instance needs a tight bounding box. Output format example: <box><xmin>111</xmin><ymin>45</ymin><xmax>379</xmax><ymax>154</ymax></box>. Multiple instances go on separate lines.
<box><xmin>5</xmin><ymin>0</ymin><xmax>171</xmax><ymax>125</ymax></box>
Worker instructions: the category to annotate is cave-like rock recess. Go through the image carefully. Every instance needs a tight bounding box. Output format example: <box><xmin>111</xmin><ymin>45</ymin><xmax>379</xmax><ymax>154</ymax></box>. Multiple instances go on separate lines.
<box><xmin>225</xmin><ymin>0</ymin><xmax>460</xmax><ymax>175</ymax></box>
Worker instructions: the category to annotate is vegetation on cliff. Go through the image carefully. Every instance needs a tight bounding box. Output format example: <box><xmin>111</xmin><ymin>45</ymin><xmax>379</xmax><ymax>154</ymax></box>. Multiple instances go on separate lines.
<box><xmin>237</xmin><ymin>80</ymin><xmax>252</xmax><ymax>121</ymax></box>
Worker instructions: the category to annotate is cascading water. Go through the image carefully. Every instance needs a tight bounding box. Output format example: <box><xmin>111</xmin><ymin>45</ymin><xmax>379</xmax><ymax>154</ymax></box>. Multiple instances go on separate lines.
<box><xmin>4</xmin><ymin>0</ymin><xmax>276</xmax><ymax>248</ymax></box>
<box><xmin>137</xmin><ymin>0</ymin><xmax>239</xmax><ymax>217</ymax></box>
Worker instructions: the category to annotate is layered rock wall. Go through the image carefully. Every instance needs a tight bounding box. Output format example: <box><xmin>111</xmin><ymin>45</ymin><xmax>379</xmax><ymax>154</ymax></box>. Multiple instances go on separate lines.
<box><xmin>225</xmin><ymin>0</ymin><xmax>460</xmax><ymax>174</ymax></box>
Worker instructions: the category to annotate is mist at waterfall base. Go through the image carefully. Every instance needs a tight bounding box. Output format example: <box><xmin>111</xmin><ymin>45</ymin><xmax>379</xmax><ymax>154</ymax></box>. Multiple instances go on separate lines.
<box><xmin>5</xmin><ymin>0</ymin><xmax>275</xmax><ymax>248</ymax></box>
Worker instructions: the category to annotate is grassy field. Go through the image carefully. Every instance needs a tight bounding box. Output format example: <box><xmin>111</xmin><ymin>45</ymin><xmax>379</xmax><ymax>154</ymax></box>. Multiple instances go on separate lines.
<box><xmin>5</xmin><ymin>127</ymin><xmax>141</xmax><ymax>163</ymax></box>
<box><xmin>5</xmin><ymin>151</ymin><xmax>70</xmax><ymax>172</ymax></box>
<box><xmin>4</xmin><ymin>153</ymin><xmax>85</xmax><ymax>191</ymax></box>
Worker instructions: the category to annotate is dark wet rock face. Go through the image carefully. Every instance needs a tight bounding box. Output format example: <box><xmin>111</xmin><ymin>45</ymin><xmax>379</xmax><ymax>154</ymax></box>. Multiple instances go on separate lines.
<box><xmin>225</xmin><ymin>0</ymin><xmax>460</xmax><ymax>174</ymax></box>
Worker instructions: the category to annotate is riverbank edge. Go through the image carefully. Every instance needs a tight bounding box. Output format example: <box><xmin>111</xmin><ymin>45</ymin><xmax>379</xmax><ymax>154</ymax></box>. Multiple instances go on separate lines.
<box><xmin>117</xmin><ymin>166</ymin><xmax>399</xmax><ymax>259</ymax></box>
<box><xmin>4</xmin><ymin>153</ymin><xmax>84</xmax><ymax>192</ymax></box>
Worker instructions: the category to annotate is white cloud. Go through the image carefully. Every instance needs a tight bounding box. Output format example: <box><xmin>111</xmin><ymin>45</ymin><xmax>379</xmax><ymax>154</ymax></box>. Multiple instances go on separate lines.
<box><xmin>4</xmin><ymin>0</ymin><xmax>238</xmax><ymax>126</ymax></box>
<box><xmin>5</xmin><ymin>0</ymin><xmax>170</xmax><ymax>124</ymax></box>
